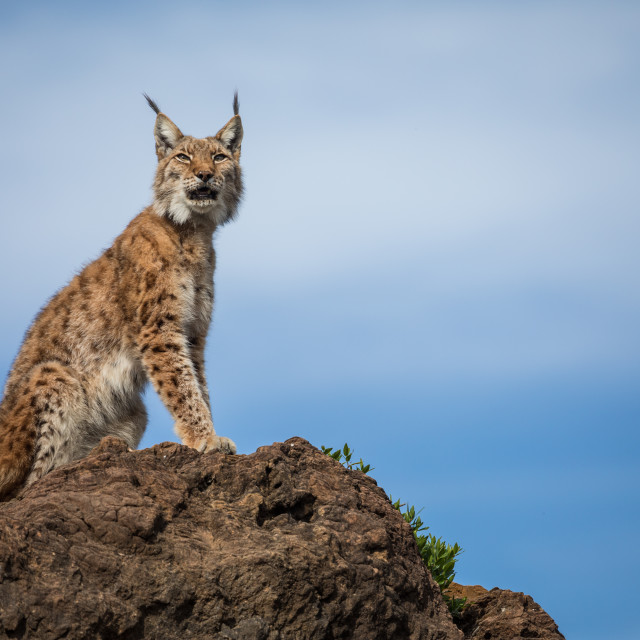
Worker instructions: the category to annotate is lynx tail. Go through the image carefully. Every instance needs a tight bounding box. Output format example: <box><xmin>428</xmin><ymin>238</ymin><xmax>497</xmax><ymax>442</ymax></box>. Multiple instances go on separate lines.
<box><xmin>0</xmin><ymin>426</ymin><xmax>36</xmax><ymax>500</ymax></box>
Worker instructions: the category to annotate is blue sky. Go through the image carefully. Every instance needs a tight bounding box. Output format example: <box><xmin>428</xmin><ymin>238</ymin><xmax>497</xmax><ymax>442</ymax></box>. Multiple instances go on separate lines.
<box><xmin>1</xmin><ymin>1</ymin><xmax>639</xmax><ymax>637</ymax></box>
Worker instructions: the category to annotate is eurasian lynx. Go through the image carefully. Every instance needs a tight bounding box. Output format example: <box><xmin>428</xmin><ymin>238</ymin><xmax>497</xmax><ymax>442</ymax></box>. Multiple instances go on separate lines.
<box><xmin>0</xmin><ymin>95</ymin><xmax>243</xmax><ymax>500</ymax></box>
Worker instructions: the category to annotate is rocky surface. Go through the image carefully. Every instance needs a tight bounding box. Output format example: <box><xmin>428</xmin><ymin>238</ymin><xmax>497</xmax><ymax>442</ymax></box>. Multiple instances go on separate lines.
<box><xmin>447</xmin><ymin>583</ymin><xmax>565</xmax><ymax>639</ymax></box>
<box><xmin>0</xmin><ymin>437</ymin><xmax>462</xmax><ymax>640</ymax></box>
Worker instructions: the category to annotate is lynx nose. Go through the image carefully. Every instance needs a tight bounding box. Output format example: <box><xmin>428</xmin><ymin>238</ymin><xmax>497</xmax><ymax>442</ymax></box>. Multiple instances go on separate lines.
<box><xmin>197</xmin><ymin>171</ymin><xmax>213</xmax><ymax>183</ymax></box>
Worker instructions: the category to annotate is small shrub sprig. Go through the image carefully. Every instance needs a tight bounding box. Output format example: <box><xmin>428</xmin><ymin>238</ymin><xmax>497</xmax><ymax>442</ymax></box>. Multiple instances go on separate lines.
<box><xmin>322</xmin><ymin>443</ymin><xmax>466</xmax><ymax>616</ymax></box>
<box><xmin>391</xmin><ymin>498</ymin><xmax>466</xmax><ymax>616</ymax></box>
<box><xmin>320</xmin><ymin>443</ymin><xmax>373</xmax><ymax>473</ymax></box>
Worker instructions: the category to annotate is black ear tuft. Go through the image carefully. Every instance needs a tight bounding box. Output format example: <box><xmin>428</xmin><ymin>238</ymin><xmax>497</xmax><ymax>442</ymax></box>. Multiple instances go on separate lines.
<box><xmin>143</xmin><ymin>93</ymin><xmax>161</xmax><ymax>115</ymax></box>
<box><xmin>233</xmin><ymin>91</ymin><xmax>239</xmax><ymax>116</ymax></box>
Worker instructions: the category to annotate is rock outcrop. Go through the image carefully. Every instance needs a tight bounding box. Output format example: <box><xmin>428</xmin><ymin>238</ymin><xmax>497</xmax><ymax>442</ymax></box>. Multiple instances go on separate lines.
<box><xmin>0</xmin><ymin>437</ymin><xmax>462</xmax><ymax>640</ymax></box>
<box><xmin>447</xmin><ymin>583</ymin><xmax>565</xmax><ymax>639</ymax></box>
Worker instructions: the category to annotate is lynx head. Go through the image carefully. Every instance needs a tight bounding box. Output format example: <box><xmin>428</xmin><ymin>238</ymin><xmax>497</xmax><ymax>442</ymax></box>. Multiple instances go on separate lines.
<box><xmin>145</xmin><ymin>94</ymin><xmax>243</xmax><ymax>226</ymax></box>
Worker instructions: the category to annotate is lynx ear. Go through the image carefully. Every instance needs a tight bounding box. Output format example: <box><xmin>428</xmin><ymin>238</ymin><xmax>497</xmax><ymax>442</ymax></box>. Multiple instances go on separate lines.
<box><xmin>154</xmin><ymin>114</ymin><xmax>184</xmax><ymax>160</ymax></box>
<box><xmin>215</xmin><ymin>115</ymin><xmax>243</xmax><ymax>153</ymax></box>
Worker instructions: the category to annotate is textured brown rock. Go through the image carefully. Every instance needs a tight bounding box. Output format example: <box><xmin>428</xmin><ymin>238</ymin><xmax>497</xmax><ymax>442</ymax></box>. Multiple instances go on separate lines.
<box><xmin>0</xmin><ymin>437</ymin><xmax>462</xmax><ymax>640</ymax></box>
<box><xmin>447</xmin><ymin>583</ymin><xmax>565</xmax><ymax>639</ymax></box>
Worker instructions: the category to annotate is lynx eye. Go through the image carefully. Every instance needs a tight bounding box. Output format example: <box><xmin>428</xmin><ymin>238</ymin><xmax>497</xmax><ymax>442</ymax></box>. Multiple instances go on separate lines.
<box><xmin>175</xmin><ymin>153</ymin><xmax>191</xmax><ymax>163</ymax></box>
<box><xmin>213</xmin><ymin>154</ymin><xmax>228</xmax><ymax>163</ymax></box>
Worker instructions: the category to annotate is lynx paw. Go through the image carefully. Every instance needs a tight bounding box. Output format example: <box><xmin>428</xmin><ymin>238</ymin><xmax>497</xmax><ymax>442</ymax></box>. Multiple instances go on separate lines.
<box><xmin>196</xmin><ymin>433</ymin><xmax>237</xmax><ymax>455</ymax></box>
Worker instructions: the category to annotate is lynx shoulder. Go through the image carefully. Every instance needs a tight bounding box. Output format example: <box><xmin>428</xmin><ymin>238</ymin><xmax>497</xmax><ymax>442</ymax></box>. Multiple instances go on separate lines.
<box><xmin>0</xmin><ymin>95</ymin><xmax>244</xmax><ymax>500</ymax></box>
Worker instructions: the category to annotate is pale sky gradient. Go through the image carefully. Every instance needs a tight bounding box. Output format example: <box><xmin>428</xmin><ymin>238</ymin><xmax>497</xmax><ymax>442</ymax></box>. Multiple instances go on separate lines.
<box><xmin>1</xmin><ymin>2</ymin><xmax>639</xmax><ymax>638</ymax></box>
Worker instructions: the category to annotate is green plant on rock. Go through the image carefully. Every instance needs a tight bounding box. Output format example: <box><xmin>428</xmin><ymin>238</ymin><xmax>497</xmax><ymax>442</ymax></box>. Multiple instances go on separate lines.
<box><xmin>322</xmin><ymin>443</ymin><xmax>466</xmax><ymax>616</ymax></box>
<box><xmin>320</xmin><ymin>443</ymin><xmax>373</xmax><ymax>473</ymax></box>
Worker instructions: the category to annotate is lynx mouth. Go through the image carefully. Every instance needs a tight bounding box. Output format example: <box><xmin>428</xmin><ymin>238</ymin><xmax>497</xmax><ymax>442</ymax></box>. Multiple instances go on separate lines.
<box><xmin>187</xmin><ymin>186</ymin><xmax>219</xmax><ymax>202</ymax></box>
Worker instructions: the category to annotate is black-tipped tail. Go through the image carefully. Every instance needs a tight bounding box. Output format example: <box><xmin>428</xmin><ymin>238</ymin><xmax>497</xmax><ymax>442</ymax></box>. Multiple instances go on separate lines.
<box><xmin>143</xmin><ymin>93</ymin><xmax>161</xmax><ymax>115</ymax></box>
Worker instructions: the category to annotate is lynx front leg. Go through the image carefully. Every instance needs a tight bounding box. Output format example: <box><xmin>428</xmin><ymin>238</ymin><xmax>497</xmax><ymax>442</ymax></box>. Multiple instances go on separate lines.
<box><xmin>186</xmin><ymin>340</ymin><xmax>236</xmax><ymax>453</ymax></box>
<box><xmin>188</xmin><ymin>335</ymin><xmax>211</xmax><ymax>410</ymax></box>
<box><xmin>138</xmin><ymin>318</ymin><xmax>235</xmax><ymax>454</ymax></box>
